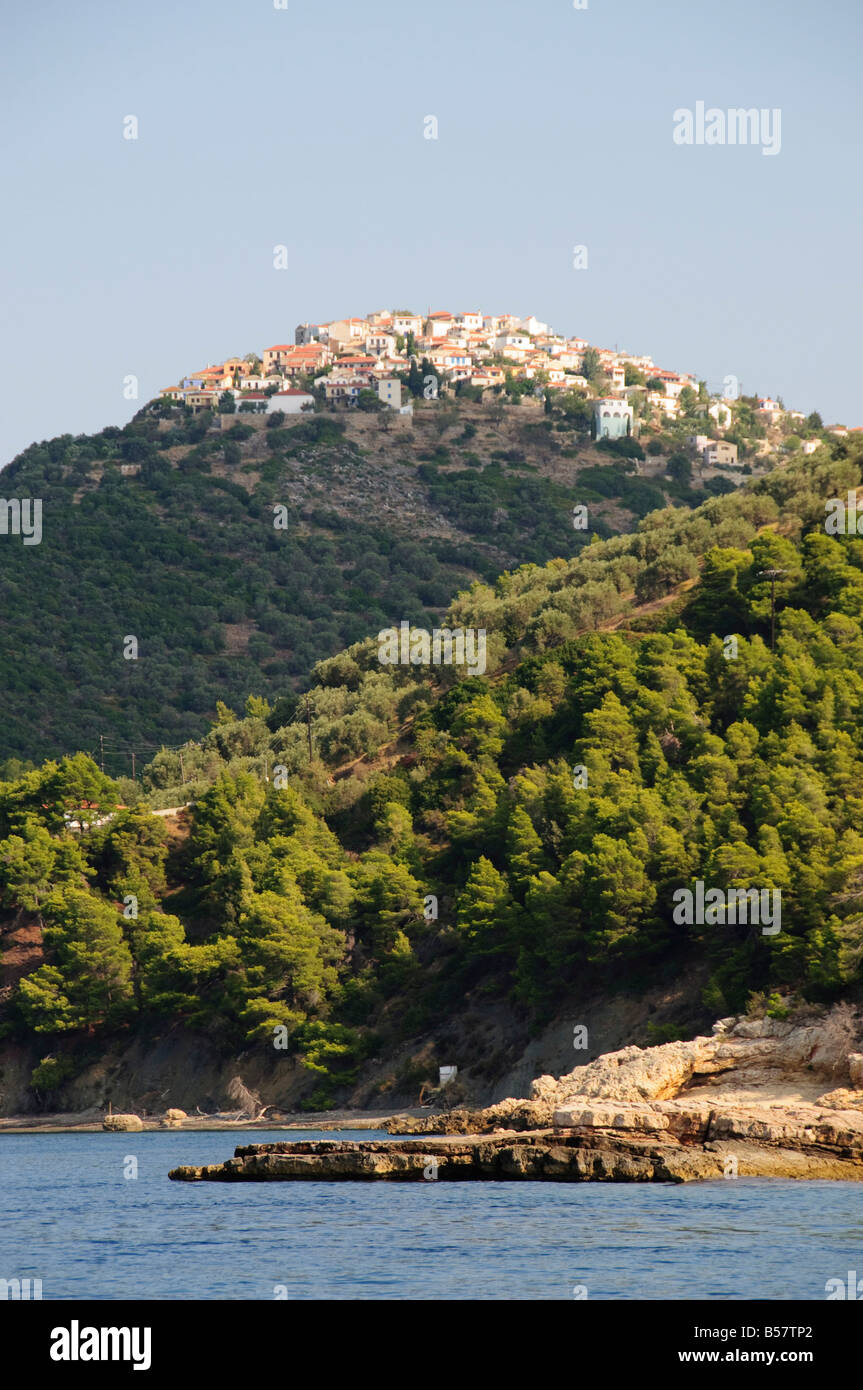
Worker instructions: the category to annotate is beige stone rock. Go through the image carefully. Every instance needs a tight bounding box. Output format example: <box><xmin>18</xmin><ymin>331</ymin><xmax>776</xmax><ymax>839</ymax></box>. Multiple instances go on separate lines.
<box><xmin>103</xmin><ymin>1113</ymin><xmax>143</xmax><ymax>1132</ymax></box>
<box><xmin>553</xmin><ymin>1103</ymin><xmax>670</xmax><ymax>1132</ymax></box>
<box><xmin>816</xmin><ymin>1088</ymin><xmax>863</xmax><ymax>1112</ymax></box>
<box><xmin>848</xmin><ymin>1055</ymin><xmax>863</xmax><ymax>1088</ymax></box>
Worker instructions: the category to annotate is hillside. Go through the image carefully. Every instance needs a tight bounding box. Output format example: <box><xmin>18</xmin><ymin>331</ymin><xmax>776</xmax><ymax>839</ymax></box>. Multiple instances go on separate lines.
<box><xmin>2</xmin><ymin>438</ymin><xmax>862</xmax><ymax>1116</ymax></box>
<box><xmin>0</xmin><ymin>396</ymin><xmax>730</xmax><ymax>772</ymax></box>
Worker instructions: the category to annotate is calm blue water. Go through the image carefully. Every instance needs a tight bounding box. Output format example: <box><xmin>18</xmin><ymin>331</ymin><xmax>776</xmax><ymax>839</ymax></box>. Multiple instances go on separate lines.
<box><xmin>1</xmin><ymin>1130</ymin><xmax>861</xmax><ymax>1300</ymax></box>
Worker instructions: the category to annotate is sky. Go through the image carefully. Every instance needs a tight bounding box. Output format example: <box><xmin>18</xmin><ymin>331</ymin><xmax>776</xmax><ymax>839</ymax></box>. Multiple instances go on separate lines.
<box><xmin>1</xmin><ymin>0</ymin><xmax>861</xmax><ymax>467</ymax></box>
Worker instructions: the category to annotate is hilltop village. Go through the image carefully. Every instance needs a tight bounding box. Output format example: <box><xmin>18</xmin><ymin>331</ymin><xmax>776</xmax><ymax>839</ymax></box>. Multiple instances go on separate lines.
<box><xmin>157</xmin><ymin>308</ymin><xmax>856</xmax><ymax>471</ymax></box>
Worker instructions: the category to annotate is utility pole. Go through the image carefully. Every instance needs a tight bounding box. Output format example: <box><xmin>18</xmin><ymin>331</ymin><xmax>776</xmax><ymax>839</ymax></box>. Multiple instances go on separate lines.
<box><xmin>759</xmin><ymin>568</ymin><xmax>786</xmax><ymax>651</ymax></box>
<box><xmin>99</xmin><ymin>734</ymin><xmax>104</xmax><ymax>774</ymax></box>
<box><xmin>305</xmin><ymin>696</ymin><xmax>313</xmax><ymax>763</ymax></box>
<box><xmin>179</xmin><ymin>750</ymin><xmax>185</xmax><ymax>786</ymax></box>
<box><xmin>131</xmin><ymin>750</ymin><xmax>136</xmax><ymax>781</ymax></box>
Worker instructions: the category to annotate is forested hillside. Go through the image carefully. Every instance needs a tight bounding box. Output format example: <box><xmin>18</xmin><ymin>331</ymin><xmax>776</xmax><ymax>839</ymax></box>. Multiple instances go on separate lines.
<box><xmin>0</xmin><ymin>397</ymin><xmax>704</xmax><ymax>769</ymax></box>
<box><xmin>1</xmin><ymin>440</ymin><xmax>862</xmax><ymax>1111</ymax></box>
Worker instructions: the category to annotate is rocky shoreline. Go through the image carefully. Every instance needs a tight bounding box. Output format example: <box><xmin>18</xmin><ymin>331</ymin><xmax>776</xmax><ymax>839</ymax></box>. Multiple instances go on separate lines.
<box><xmin>168</xmin><ymin>1010</ymin><xmax>863</xmax><ymax>1183</ymax></box>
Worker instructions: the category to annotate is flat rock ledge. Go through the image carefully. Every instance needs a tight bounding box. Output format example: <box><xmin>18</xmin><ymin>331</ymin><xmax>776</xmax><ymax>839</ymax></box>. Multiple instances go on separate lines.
<box><xmin>168</xmin><ymin>1123</ymin><xmax>863</xmax><ymax>1184</ymax></box>
<box><xmin>168</xmin><ymin>1132</ymin><xmax>715</xmax><ymax>1183</ymax></box>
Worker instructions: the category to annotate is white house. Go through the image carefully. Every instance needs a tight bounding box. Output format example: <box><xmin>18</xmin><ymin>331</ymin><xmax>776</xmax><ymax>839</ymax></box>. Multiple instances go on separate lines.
<box><xmin>595</xmin><ymin>397</ymin><xmax>634</xmax><ymax>440</ymax></box>
<box><xmin>494</xmin><ymin>333</ymin><xmax>531</xmax><ymax>354</ymax></box>
<box><xmin>648</xmin><ymin>391</ymin><xmax>680</xmax><ymax>419</ymax></box>
<box><xmin>235</xmin><ymin>375</ymin><xmax>279</xmax><ymax>393</ymax></box>
<box><xmin>428</xmin><ymin>346</ymin><xmax>473</xmax><ymax>372</ymax></box>
<box><xmin>518</xmin><ymin>315</ymin><xmax>549</xmax><ymax>337</ymax></box>
<box><xmin>233</xmin><ymin>391</ymin><xmax>269</xmax><ymax>411</ymax></box>
<box><xmin>366</xmin><ymin>330</ymin><xmax>398</xmax><ymax>357</ymax></box>
<box><xmin>650</xmin><ymin>370</ymin><xmax>690</xmax><ymax>400</ymax></box>
<box><xmin>553</xmin><ymin>350</ymin><xmax>586</xmax><ymax>370</ymax></box>
<box><xmin>267</xmin><ymin>390</ymin><xmax>314</xmax><ymax>414</ymax></box>
<box><xmin>708</xmin><ymin>400</ymin><xmax>733</xmax><ymax>428</ymax></box>
<box><xmin>756</xmin><ymin>397</ymin><xmax>784</xmax><ymax>425</ymax></box>
<box><xmin>801</xmin><ymin>439</ymin><xmax>820</xmax><ymax>454</ymax></box>
<box><xmin>426</xmin><ymin>312</ymin><xmax>455</xmax><ymax>338</ymax></box>
<box><xmin>484</xmin><ymin>314</ymin><xmax>521</xmax><ymax>335</ymax></box>
<box><xmin>392</xmin><ymin>312</ymin><xmax>424</xmax><ymax>338</ymax></box>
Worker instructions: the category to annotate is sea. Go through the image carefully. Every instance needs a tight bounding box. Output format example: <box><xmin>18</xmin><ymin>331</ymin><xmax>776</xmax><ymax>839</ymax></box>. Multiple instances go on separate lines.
<box><xmin>1</xmin><ymin>1130</ymin><xmax>861</xmax><ymax>1300</ymax></box>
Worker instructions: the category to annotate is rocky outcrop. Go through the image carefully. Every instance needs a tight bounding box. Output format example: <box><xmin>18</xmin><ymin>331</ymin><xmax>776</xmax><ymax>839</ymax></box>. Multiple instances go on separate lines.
<box><xmin>528</xmin><ymin>1011</ymin><xmax>858</xmax><ymax>1108</ymax></box>
<box><xmin>167</xmin><ymin>1008</ymin><xmax>863</xmax><ymax>1183</ymax></box>
<box><xmin>387</xmin><ymin>1099</ymin><xmax>551</xmax><ymax>1135</ymax></box>
<box><xmin>380</xmin><ymin>1008</ymin><xmax>863</xmax><ymax>1180</ymax></box>
<box><xmin>102</xmin><ymin>1113</ymin><xmax>143</xmax><ymax>1132</ymax></box>
<box><xmin>169</xmin><ymin>1132</ymin><xmax>727</xmax><ymax>1183</ymax></box>
<box><xmin>390</xmin><ymin>1009</ymin><xmax>862</xmax><ymax>1130</ymax></box>
<box><xmin>161</xmin><ymin>1108</ymin><xmax>187</xmax><ymax>1128</ymax></box>
<box><xmin>168</xmin><ymin>1122</ymin><xmax>863</xmax><ymax>1184</ymax></box>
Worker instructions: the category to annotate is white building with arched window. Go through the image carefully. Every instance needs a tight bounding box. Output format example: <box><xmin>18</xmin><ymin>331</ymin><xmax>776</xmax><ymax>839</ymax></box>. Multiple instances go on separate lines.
<box><xmin>594</xmin><ymin>397</ymin><xmax>634</xmax><ymax>440</ymax></box>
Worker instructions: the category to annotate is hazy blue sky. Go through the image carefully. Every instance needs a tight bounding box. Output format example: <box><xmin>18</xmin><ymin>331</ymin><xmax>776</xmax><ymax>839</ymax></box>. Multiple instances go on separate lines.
<box><xmin>2</xmin><ymin>0</ymin><xmax>860</xmax><ymax>466</ymax></box>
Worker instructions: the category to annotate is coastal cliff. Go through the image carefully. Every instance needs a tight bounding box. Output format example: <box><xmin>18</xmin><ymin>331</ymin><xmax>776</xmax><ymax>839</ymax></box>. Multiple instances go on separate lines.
<box><xmin>169</xmin><ymin>1008</ymin><xmax>863</xmax><ymax>1182</ymax></box>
